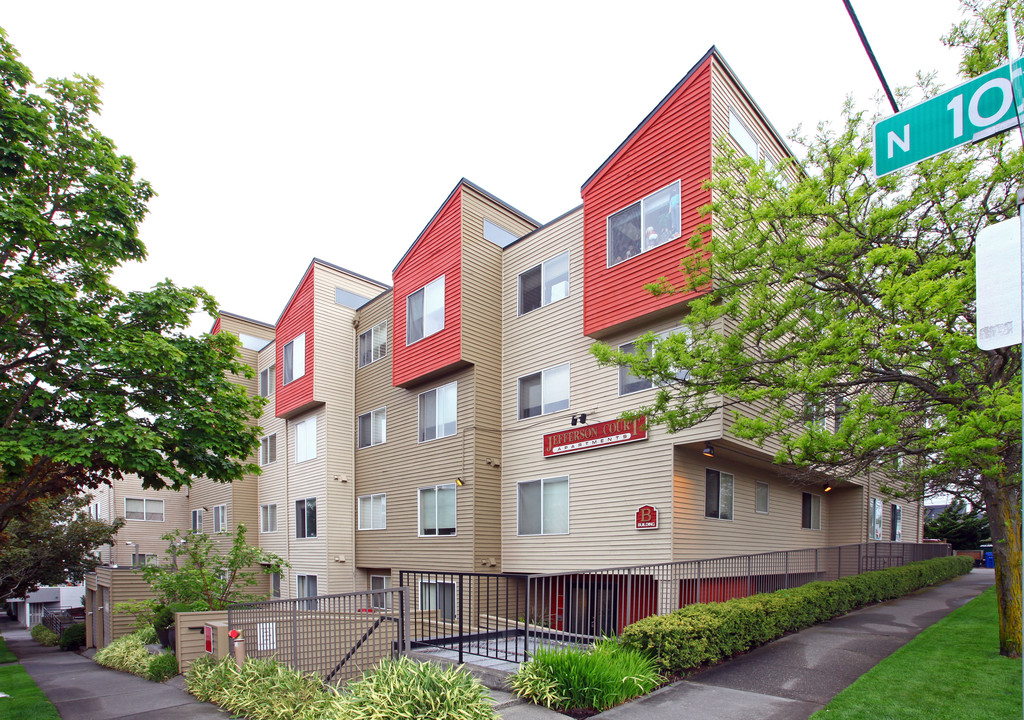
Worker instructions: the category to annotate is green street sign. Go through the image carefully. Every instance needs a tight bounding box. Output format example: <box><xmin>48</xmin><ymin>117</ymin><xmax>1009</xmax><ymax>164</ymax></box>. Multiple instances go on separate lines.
<box><xmin>874</xmin><ymin>58</ymin><xmax>1024</xmax><ymax>177</ymax></box>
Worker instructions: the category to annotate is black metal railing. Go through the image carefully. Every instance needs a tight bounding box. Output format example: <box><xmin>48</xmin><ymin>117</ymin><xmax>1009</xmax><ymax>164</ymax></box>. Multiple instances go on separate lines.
<box><xmin>41</xmin><ymin>606</ymin><xmax>85</xmax><ymax>638</ymax></box>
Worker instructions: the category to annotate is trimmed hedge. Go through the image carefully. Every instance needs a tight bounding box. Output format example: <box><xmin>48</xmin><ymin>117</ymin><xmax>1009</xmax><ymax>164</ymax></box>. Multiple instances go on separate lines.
<box><xmin>620</xmin><ymin>555</ymin><xmax>973</xmax><ymax>676</ymax></box>
<box><xmin>30</xmin><ymin>624</ymin><xmax>59</xmax><ymax>647</ymax></box>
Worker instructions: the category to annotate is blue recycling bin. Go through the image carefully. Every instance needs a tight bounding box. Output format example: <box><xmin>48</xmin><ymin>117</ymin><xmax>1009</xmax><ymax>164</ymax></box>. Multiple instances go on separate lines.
<box><xmin>984</xmin><ymin>552</ymin><xmax>994</xmax><ymax>568</ymax></box>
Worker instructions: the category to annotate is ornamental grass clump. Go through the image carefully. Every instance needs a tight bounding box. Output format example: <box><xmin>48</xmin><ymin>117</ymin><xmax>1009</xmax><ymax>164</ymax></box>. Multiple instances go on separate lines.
<box><xmin>93</xmin><ymin>630</ymin><xmax>153</xmax><ymax>676</ymax></box>
<box><xmin>510</xmin><ymin>640</ymin><xmax>662</xmax><ymax>713</ymax></box>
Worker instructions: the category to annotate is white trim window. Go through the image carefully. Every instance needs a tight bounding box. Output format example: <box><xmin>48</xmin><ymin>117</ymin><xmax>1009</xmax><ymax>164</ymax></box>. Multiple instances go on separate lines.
<box><xmin>802</xmin><ymin>492</ymin><xmax>821</xmax><ymax>530</ymax></box>
<box><xmin>295</xmin><ymin>416</ymin><xmax>317</xmax><ymax>462</ymax></box>
<box><xmin>419</xmin><ymin>484</ymin><xmax>456</xmax><ymax>536</ymax></box>
<box><xmin>518</xmin><ymin>251</ymin><xmax>569</xmax><ymax>315</ymax></box>
<box><xmin>296</xmin><ymin>497</ymin><xmax>317</xmax><ymax>539</ymax></box>
<box><xmin>191</xmin><ymin>508</ymin><xmax>204</xmax><ymax>532</ymax></box>
<box><xmin>358</xmin><ymin>408</ymin><xmax>386</xmax><ymax>448</ymax></box>
<box><xmin>125</xmin><ymin>498</ymin><xmax>164</xmax><ymax>522</ymax></box>
<box><xmin>418</xmin><ymin>382</ymin><xmax>457</xmax><ymax>442</ymax></box>
<box><xmin>870</xmin><ymin>498</ymin><xmax>884</xmax><ymax>540</ymax></box>
<box><xmin>729</xmin><ymin>108</ymin><xmax>760</xmax><ymax>159</ymax></box>
<box><xmin>755</xmin><ymin>481</ymin><xmax>770</xmax><ymax>514</ymax></box>
<box><xmin>213</xmin><ymin>504</ymin><xmax>227</xmax><ymax>533</ymax></box>
<box><xmin>282</xmin><ymin>333</ymin><xmax>306</xmax><ymax>385</ymax></box>
<box><xmin>618</xmin><ymin>329</ymin><xmax>690</xmax><ymax>395</ymax></box>
<box><xmin>358</xmin><ymin>493</ymin><xmax>386</xmax><ymax>530</ymax></box>
<box><xmin>296</xmin><ymin>574</ymin><xmax>318</xmax><ymax>609</ymax></box>
<box><xmin>891</xmin><ymin>504</ymin><xmax>903</xmax><ymax>542</ymax></box>
<box><xmin>518</xmin><ymin>364</ymin><xmax>569</xmax><ymax>419</ymax></box>
<box><xmin>260</xmin><ymin>434</ymin><xmax>277</xmax><ymax>466</ymax></box>
<box><xmin>370</xmin><ymin>575</ymin><xmax>393</xmax><ymax>610</ymax></box>
<box><xmin>259</xmin><ymin>365</ymin><xmax>275</xmax><ymax>398</ymax></box>
<box><xmin>260</xmin><ymin>503</ymin><xmax>277</xmax><ymax>533</ymax></box>
<box><xmin>517</xmin><ymin>476</ymin><xmax>569</xmax><ymax>536</ymax></box>
<box><xmin>704</xmin><ymin>469</ymin><xmax>733</xmax><ymax>520</ymax></box>
<box><xmin>607</xmin><ymin>180</ymin><xmax>682</xmax><ymax>267</ymax></box>
<box><xmin>406</xmin><ymin>276</ymin><xmax>445</xmax><ymax>345</ymax></box>
<box><xmin>358</xmin><ymin>322</ymin><xmax>388</xmax><ymax>367</ymax></box>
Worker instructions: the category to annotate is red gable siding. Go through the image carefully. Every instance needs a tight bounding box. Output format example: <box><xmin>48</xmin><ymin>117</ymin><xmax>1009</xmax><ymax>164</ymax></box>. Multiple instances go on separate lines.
<box><xmin>582</xmin><ymin>57</ymin><xmax>713</xmax><ymax>337</ymax></box>
<box><xmin>275</xmin><ymin>266</ymin><xmax>316</xmax><ymax>417</ymax></box>
<box><xmin>392</xmin><ymin>187</ymin><xmax>463</xmax><ymax>387</ymax></box>
<box><xmin>210</xmin><ymin>317</ymin><xmax>222</xmax><ymax>335</ymax></box>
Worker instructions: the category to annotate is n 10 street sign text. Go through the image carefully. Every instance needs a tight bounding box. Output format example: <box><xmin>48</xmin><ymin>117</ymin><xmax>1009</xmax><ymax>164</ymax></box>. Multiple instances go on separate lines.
<box><xmin>874</xmin><ymin>57</ymin><xmax>1024</xmax><ymax>177</ymax></box>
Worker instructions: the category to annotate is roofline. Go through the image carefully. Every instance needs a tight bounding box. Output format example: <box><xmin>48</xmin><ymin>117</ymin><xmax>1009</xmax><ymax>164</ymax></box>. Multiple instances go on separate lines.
<box><xmin>211</xmin><ymin>310</ymin><xmax>275</xmax><ymax>334</ymax></box>
<box><xmin>503</xmin><ymin>203</ymin><xmax>584</xmax><ymax>251</ymax></box>
<box><xmin>392</xmin><ymin>178</ymin><xmax>540</xmax><ymax>275</ymax></box>
<box><xmin>310</xmin><ymin>257</ymin><xmax>391</xmax><ymax>291</ymax></box>
<box><xmin>274</xmin><ymin>258</ymin><xmax>391</xmax><ymax>327</ymax></box>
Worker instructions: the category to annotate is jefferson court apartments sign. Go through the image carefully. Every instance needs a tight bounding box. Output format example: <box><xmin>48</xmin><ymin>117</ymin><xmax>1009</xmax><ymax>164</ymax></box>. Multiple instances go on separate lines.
<box><xmin>543</xmin><ymin>418</ymin><xmax>648</xmax><ymax>457</ymax></box>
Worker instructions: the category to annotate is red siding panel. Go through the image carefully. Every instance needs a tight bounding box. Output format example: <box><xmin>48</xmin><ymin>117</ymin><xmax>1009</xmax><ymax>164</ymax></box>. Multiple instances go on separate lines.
<box><xmin>582</xmin><ymin>59</ymin><xmax>713</xmax><ymax>337</ymax></box>
<box><xmin>275</xmin><ymin>266</ymin><xmax>316</xmax><ymax>417</ymax></box>
<box><xmin>392</xmin><ymin>187</ymin><xmax>463</xmax><ymax>387</ymax></box>
<box><xmin>210</xmin><ymin>317</ymin><xmax>222</xmax><ymax>335</ymax></box>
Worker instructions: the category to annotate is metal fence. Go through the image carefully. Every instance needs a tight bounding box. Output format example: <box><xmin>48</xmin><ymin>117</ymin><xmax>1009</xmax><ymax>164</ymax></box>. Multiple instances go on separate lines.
<box><xmin>228</xmin><ymin>587</ymin><xmax>408</xmax><ymax>686</ymax></box>
<box><xmin>41</xmin><ymin>606</ymin><xmax>85</xmax><ymax>637</ymax></box>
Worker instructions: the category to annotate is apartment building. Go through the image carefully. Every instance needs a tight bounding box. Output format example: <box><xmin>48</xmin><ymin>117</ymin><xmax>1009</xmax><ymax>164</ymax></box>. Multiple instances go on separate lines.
<box><xmin>165</xmin><ymin>47</ymin><xmax>920</xmax><ymax>603</ymax></box>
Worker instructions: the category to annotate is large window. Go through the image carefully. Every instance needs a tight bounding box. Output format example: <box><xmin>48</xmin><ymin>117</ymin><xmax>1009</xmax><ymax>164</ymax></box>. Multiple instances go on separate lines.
<box><xmin>259</xmin><ymin>365</ymin><xmax>275</xmax><ymax>397</ymax></box>
<box><xmin>261</xmin><ymin>503</ymin><xmax>277</xmax><ymax>533</ymax></box>
<box><xmin>296</xmin><ymin>574</ymin><xmax>318</xmax><ymax>610</ymax></box>
<box><xmin>125</xmin><ymin>498</ymin><xmax>164</xmax><ymax>522</ymax></box>
<box><xmin>406</xmin><ymin>276</ymin><xmax>445</xmax><ymax>344</ymax></box>
<box><xmin>359</xmin><ymin>322</ymin><xmax>388</xmax><ymax>367</ymax></box>
<box><xmin>704</xmin><ymin>469</ymin><xmax>733</xmax><ymax>520</ymax></box>
<box><xmin>358</xmin><ymin>408</ymin><xmax>386</xmax><ymax>448</ymax></box>
<box><xmin>213</xmin><ymin>504</ymin><xmax>227</xmax><ymax>533</ymax></box>
<box><xmin>419</xmin><ymin>580</ymin><xmax>455</xmax><ymax>621</ymax></box>
<box><xmin>418</xmin><ymin>382</ymin><xmax>457</xmax><ymax>442</ymax></box>
<box><xmin>358</xmin><ymin>493</ymin><xmax>386</xmax><ymax>530</ymax></box>
<box><xmin>618</xmin><ymin>330</ymin><xmax>690</xmax><ymax>395</ymax></box>
<box><xmin>260</xmin><ymin>434</ymin><xmax>277</xmax><ymax>466</ymax></box>
<box><xmin>191</xmin><ymin>508</ymin><xmax>203</xmax><ymax>532</ymax></box>
<box><xmin>419</xmin><ymin>484</ymin><xmax>456</xmax><ymax>536</ymax></box>
<box><xmin>802</xmin><ymin>492</ymin><xmax>821</xmax><ymax>530</ymax></box>
<box><xmin>606</xmin><ymin>181</ymin><xmax>681</xmax><ymax>267</ymax></box>
<box><xmin>518</xmin><ymin>364</ymin><xmax>569</xmax><ymax>419</ymax></box>
<box><xmin>518</xmin><ymin>251</ymin><xmax>569</xmax><ymax>315</ymax></box>
<box><xmin>891</xmin><ymin>504</ymin><xmax>902</xmax><ymax>541</ymax></box>
<box><xmin>755</xmin><ymin>481</ymin><xmax>770</xmax><ymax>514</ymax></box>
<box><xmin>870</xmin><ymin>498</ymin><xmax>884</xmax><ymax>540</ymax></box>
<box><xmin>295</xmin><ymin>416</ymin><xmax>317</xmax><ymax>462</ymax></box>
<box><xmin>729</xmin><ymin>109</ymin><xmax>760</xmax><ymax>159</ymax></box>
<box><xmin>517</xmin><ymin>476</ymin><xmax>569</xmax><ymax>536</ymax></box>
<box><xmin>296</xmin><ymin>497</ymin><xmax>317</xmax><ymax>539</ymax></box>
<box><xmin>282</xmin><ymin>333</ymin><xmax>305</xmax><ymax>385</ymax></box>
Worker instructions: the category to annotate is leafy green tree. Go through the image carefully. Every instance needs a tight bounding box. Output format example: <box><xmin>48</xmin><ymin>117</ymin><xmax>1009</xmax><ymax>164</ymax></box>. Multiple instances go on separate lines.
<box><xmin>0</xmin><ymin>27</ymin><xmax>265</xmax><ymax>533</ymax></box>
<box><xmin>593</xmin><ymin>0</ymin><xmax>1022</xmax><ymax>657</ymax></box>
<box><xmin>0</xmin><ymin>494</ymin><xmax>123</xmax><ymax>601</ymax></box>
<box><xmin>139</xmin><ymin>525</ymin><xmax>287</xmax><ymax>610</ymax></box>
<box><xmin>924</xmin><ymin>501</ymin><xmax>990</xmax><ymax>550</ymax></box>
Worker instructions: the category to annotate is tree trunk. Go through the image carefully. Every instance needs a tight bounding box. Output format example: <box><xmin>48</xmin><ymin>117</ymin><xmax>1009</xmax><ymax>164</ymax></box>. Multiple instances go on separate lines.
<box><xmin>981</xmin><ymin>472</ymin><xmax>1022</xmax><ymax>658</ymax></box>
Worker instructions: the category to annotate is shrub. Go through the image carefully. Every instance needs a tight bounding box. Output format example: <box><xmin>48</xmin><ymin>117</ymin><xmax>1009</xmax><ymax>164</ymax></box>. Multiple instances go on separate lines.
<box><xmin>511</xmin><ymin>640</ymin><xmax>662</xmax><ymax>713</ymax></box>
<box><xmin>620</xmin><ymin>555</ymin><xmax>972</xmax><ymax>676</ymax></box>
<box><xmin>93</xmin><ymin>630</ymin><xmax>153</xmax><ymax>676</ymax></box>
<box><xmin>30</xmin><ymin>624</ymin><xmax>58</xmax><ymax>647</ymax></box>
<box><xmin>59</xmin><ymin>623</ymin><xmax>86</xmax><ymax>651</ymax></box>
<box><xmin>146</xmin><ymin>651</ymin><xmax>179</xmax><ymax>682</ymax></box>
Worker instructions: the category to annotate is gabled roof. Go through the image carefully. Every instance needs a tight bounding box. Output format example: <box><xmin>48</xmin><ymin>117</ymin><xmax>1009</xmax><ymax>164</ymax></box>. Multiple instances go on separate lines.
<box><xmin>275</xmin><ymin>258</ymin><xmax>391</xmax><ymax>327</ymax></box>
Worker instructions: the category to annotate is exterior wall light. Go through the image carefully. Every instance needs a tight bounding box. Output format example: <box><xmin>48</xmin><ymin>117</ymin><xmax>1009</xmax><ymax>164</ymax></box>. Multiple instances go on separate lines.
<box><xmin>702</xmin><ymin>443</ymin><xmax>715</xmax><ymax>458</ymax></box>
<box><xmin>571</xmin><ymin>414</ymin><xmax>588</xmax><ymax>426</ymax></box>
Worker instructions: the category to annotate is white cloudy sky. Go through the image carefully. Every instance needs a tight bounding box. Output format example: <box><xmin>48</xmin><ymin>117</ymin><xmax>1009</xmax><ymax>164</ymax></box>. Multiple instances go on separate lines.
<box><xmin>3</xmin><ymin>0</ymin><xmax>970</xmax><ymax>328</ymax></box>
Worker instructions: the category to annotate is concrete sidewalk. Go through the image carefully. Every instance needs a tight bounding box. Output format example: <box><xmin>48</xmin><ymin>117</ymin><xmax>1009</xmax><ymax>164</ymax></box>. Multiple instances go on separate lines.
<box><xmin>0</xmin><ymin>569</ymin><xmax>994</xmax><ymax>720</ymax></box>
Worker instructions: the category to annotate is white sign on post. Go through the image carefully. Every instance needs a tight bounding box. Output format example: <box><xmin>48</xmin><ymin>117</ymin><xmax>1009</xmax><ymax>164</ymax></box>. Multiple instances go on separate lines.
<box><xmin>976</xmin><ymin>218</ymin><xmax>1023</xmax><ymax>350</ymax></box>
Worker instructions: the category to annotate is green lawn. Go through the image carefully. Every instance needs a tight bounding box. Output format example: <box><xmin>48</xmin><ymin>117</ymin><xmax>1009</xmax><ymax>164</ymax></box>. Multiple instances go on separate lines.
<box><xmin>0</xmin><ymin>636</ymin><xmax>17</xmax><ymax>664</ymax></box>
<box><xmin>0</xmin><ymin>663</ymin><xmax>61</xmax><ymax>719</ymax></box>
<box><xmin>811</xmin><ymin>587</ymin><xmax>1022</xmax><ymax>720</ymax></box>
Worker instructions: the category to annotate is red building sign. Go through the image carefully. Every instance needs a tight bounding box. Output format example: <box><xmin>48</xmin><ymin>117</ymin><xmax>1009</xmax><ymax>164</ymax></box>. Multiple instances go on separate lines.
<box><xmin>635</xmin><ymin>505</ymin><xmax>659</xmax><ymax>529</ymax></box>
<box><xmin>543</xmin><ymin>417</ymin><xmax>647</xmax><ymax>457</ymax></box>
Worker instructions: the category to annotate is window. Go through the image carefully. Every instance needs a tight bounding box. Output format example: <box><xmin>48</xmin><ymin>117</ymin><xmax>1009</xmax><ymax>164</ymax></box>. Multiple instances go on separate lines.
<box><xmin>295</xmin><ymin>497</ymin><xmax>317</xmax><ymax>539</ymax></box>
<box><xmin>704</xmin><ymin>469</ymin><xmax>733</xmax><ymax>520</ymax></box>
<box><xmin>358</xmin><ymin>493</ymin><xmax>386</xmax><ymax>530</ymax></box>
<box><xmin>406</xmin><ymin>276</ymin><xmax>445</xmax><ymax>344</ymax></box>
<box><xmin>419</xmin><ymin>580</ymin><xmax>455</xmax><ymax>621</ymax></box>
<box><xmin>802</xmin><ymin>492</ymin><xmax>821</xmax><ymax>530</ymax></box>
<box><xmin>90</xmin><ymin>502</ymin><xmax>102</xmax><ymax>520</ymax></box>
<box><xmin>261</xmin><ymin>503</ymin><xmax>277</xmax><ymax>533</ymax></box>
<box><xmin>259</xmin><ymin>365</ymin><xmax>275</xmax><ymax>397</ymax></box>
<box><xmin>755</xmin><ymin>481</ymin><xmax>770</xmax><ymax>514</ymax></box>
<box><xmin>618</xmin><ymin>330</ymin><xmax>690</xmax><ymax>395</ymax></box>
<box><xmin>358</xmin><ymin>322</ymin><xmax>388</xmax><ymax>367</ymax></box>
<box><xmin>517</xmin><ymin>476</ymin><xmax>569</xmax><ymax>536</ymax></box>
<box><xmin>213</xmin><ymin>504</ymin><xmax>227</xmax><ymax>533</ymax></box>
<box><xmin>518</xmin><ymin>364</ymin><xmax>569</xmax><ymax>419</ymax></box>
<box><xmin>370</xmin><ymin>575</ymin><xmax>392</xmax><ymax>610</ymax></box>
<box><xmin>804</xmin><ymin>397</ymin><xmax>829</xmax><ymax>431</ymax></box>
<box><xmin>358</xmin><ymin>408</ymin><xmax>386</xmax><ymax>448</ymax></box>
<box><xmin>518</xmin><ymin>251</ymin><xmax>569</xmax><ymax>315</ymax></box>
<box><xmin>260</xmin><ymin>434</ymin><xmax>277</xmax><ymax>466</ymax></box>
<box><xmin>295</xmin><ymin>416</ymin><xmax>317</xmax><ymax>462</ymax></box>
<box><xmin>419</xmin><ymin>484</ymin><xmax>456</xmax><ymax>536</ymax></box>
<box><xmin>729</xmin><ymin>109</ymin><xmax>759</xmax><ymax>159</ymax></box>
<box><xmin>271</xmin><ymin>573</ymin><xmax>281</xmax><ymax>599</ymax></box>
<box><xmin>296</xmin><ymin>574</ymin><xmax>318</xmax><ymax>610</ymax></box>
<box><xmin>191</xmin><ymin>509</ymin><xmax>203</xmax><ymax>532</ymax></box>
<box><xmin>607</xmin><ymin>180</ymin><xmax>681</xmax><ymax>266</ymax></box>
<box><xmin>125</xmin><ymin>498</ymin><xmax>164</xmax><ymax>522</ymax></box>
<box><xmin>891</xmin><ymin>504</ymin><xmax>902</xmax><ymax>541</ymax></box>
<box><xmin>418</xmin><ymin>382</ymin><xmax>457</xmax><ymax>442</ymax></box>
<box><xmin>131</xmin><ymin>553</ymin><xmax>158</xmax><ymax>567</ymax></box>
<box><xmin>282</xmin><ymin>333</ymin><xmax>305</xmax><ymax>385</ymax></box>
<box><xmin>870</xmin><ymin>498</ymin><xmax>884</xmax><ymax>540</ymax></box>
